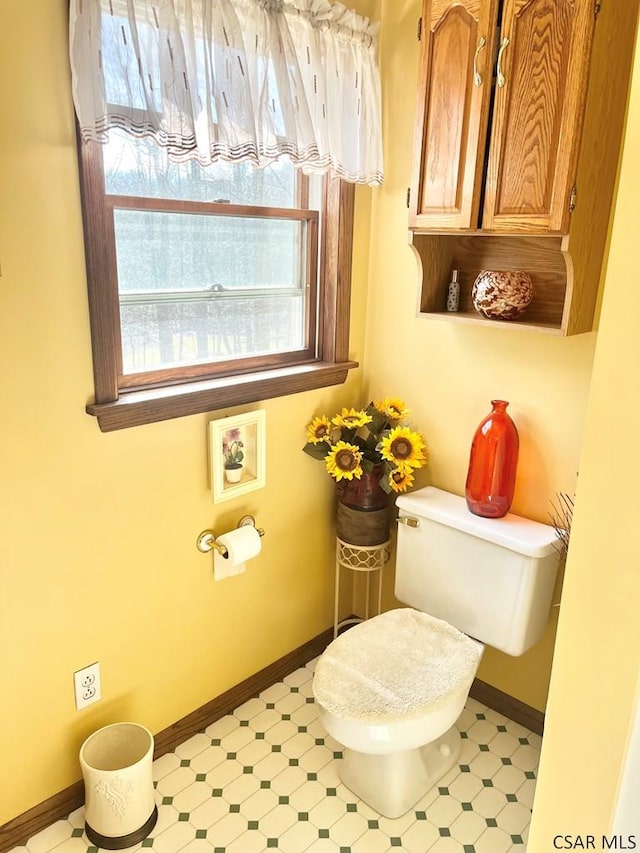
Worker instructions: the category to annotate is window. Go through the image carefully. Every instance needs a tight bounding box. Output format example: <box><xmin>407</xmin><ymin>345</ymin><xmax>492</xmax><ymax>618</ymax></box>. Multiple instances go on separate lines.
<box><xmin>78</xmin><ymin>133</ymin><xmax>357</xmax><ymax>431</ymax></box>
<box><xmin>70</xmin><ymin>0</ymin><xmax>383</xmax><ymax>431</ymax></box>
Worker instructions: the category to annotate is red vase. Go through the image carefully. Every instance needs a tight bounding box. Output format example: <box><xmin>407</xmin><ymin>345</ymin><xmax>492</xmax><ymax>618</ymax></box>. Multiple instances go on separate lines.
<box><xmin>465</xmin><ymin>400</ymin><xmax>519</xmax><ymax>519</ymax></box>
<box><xmin>335</xmin><ymin>464</ymin><xmax>389</xmax><ymax>511</ymax></box>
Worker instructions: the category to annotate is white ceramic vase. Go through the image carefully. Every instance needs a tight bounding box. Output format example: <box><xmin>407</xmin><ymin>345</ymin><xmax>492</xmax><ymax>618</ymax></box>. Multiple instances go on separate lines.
<box><xmin>80</xmin><ymin>723</ymin><xmax>157</xmax><ymax>849</ymax></box>
<box><xmin>225</xmin><ymin>465</ymin><xmax>243</xmax><ymax>484</ymax></box>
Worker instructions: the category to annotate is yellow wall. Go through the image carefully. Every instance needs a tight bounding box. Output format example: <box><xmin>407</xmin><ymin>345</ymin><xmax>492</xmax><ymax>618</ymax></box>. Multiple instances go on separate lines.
<box><xmin>528</xmin><ymin>25</ymin><xmax>640</xmax><ymax>840</ymax></box>
<box><xmin>364</xmin><ymin>2</ymin><xmax>597</xmax><ymax>712</ymax></box>
<box><xmin>0</xmin><ymin>0</ymin><xmax>373</xmax><ymax>822</ymax></box>
<box><xmin>0</xmin><ymin>0</ymin><xmax>632</xmax><ymax>828</ymax></box>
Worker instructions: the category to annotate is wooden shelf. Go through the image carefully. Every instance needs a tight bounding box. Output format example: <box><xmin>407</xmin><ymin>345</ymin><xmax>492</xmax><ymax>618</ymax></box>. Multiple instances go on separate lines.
<box><xmin>415</xmin><ymin>309</ymin><xmax>564</xmax><ymax>335</ymax></box>
<box><xmin>410</xmin><ymin>233</ymin><xmax>568</xmax><ymax>333</ymax></box>
<box><xmin>407</xmin><ymin>0</ymin><xmax>638</xmax><ymax>337</ymax></box>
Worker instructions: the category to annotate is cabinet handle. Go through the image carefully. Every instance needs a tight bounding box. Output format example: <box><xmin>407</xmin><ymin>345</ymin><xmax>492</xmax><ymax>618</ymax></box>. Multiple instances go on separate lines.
<box><xmin>473</xmin><ymin>36</ymin><xmax>487</xmax><ymax>87</ymax></box>
<box><xmin>496</xmin><ymin>36</ymin><xmax>510</xmax><ymax>88</ymax></box>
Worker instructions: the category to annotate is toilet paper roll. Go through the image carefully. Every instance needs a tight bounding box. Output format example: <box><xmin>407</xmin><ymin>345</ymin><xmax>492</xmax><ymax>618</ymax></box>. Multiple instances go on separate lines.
<box><xmin>213</xmin><ymin>525</ymin><xmax>262</xmax><ymax>581</ymax></box>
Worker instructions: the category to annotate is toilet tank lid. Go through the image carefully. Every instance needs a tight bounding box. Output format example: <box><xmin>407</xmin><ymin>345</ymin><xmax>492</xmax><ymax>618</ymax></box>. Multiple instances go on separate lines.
<box><xmin>396</xmin><ymin>487</ymin><xmax>559</xmax><ymax>558</ymax></box>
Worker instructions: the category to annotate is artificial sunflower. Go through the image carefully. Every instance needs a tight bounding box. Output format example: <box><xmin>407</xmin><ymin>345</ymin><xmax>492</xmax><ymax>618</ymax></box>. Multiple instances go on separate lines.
<box><xmin>306</xmin><ymin>415</ymin><xmax>332</xmax><ymax>445</ymax></box>
<box><xmin>379</xmin><ymin>426</ymin><xmax>428</xmax><ymax>469</ymax></box>
<box><xmin>389</xmin><ymin>466</ymin><xmax>416</xmax><ymax>493</ymax></box>
<box><xmin>332</xmin><ymin>408</ymin><xmax>372</xmax><ymax>430</ymax></box>
<box><xmin>373</xmin><ymin>397</ymin><xmax>410</xmax><ymax>421</ymax></box>
<box><xmin>303</xmin><ymin>396</ymin><xmax>428</xmax><ymax>495</ymax></box>
<box><xmin>324</xmin><ymin>441</ymin><xmax>363</xmax><ymax>481</ymax></box>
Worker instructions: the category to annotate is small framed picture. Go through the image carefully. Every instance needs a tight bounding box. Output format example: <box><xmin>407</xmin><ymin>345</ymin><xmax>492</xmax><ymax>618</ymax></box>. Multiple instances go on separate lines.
<box><xmin>209</xmin><ymin>410</ymin><xmax>266</xmax><ymax>503</ymax></box>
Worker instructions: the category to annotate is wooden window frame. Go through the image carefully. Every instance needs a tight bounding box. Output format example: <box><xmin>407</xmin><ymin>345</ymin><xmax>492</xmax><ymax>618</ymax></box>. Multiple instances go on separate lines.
<box><xmin>76</xmin><ymin>138</ymin><xmax>358</xmax><ymax>431</ymax></box>
<box><xmin>112</xmin><ymin>197</ymin><xmax>320</xmax><ymax>389</ymax></box>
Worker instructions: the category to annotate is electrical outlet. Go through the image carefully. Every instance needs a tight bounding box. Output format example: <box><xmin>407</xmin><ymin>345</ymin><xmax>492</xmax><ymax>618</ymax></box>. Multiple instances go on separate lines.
<box><xmin>73</xmin><ymin>662</ymin><xmax>101</xmax><ymax>710</ymax></box>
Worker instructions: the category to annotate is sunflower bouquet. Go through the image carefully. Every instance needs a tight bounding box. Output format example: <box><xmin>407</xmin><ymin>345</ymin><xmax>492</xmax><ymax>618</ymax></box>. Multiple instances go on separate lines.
<box><xmin>303</xmin><ymin>398</ymin><xmax>428</xmax><ymax>493</ymax></box>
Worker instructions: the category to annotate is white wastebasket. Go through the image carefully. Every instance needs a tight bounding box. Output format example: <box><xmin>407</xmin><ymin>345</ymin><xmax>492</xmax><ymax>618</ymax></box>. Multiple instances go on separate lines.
<box><xmin>80</xmin><ymin>722</ymin><xmax>158</xmax><ymax>849</ymax></box>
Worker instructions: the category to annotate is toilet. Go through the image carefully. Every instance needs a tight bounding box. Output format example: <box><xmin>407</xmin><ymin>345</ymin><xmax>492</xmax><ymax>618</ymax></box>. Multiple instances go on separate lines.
<box><xmin>312</xmin><ymin>486</ymin><xmax>560</xmax><ymax>818</ymax></box>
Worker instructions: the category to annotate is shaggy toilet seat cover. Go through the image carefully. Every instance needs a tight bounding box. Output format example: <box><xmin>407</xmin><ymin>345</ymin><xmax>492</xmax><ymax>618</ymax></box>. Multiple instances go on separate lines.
<box><xmin>313</xmin><ymin>608</ymin><xmax>484</xmax><ymax>724</ymax></box>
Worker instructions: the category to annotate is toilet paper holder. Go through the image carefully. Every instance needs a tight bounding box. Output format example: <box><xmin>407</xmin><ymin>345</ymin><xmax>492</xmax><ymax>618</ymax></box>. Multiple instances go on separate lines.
<box><xmin>196</xmin><ymin>515</ymin><xmax>265</xmax><ymax>558</ymax></box>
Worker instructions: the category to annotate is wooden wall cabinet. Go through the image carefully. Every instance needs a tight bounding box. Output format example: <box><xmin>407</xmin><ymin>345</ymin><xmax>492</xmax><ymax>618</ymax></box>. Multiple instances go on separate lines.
<box><xmin>408</xmin><ymin>0</ymin><xmax>639</xmax><ymax>335</ymax></box>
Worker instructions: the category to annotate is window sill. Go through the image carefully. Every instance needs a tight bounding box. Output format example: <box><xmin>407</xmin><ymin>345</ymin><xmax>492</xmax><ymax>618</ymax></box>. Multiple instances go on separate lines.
<box><xmin>86</xmin><ymin>360</ymin><xmax>359</xmax><ymax>431</ymax></box>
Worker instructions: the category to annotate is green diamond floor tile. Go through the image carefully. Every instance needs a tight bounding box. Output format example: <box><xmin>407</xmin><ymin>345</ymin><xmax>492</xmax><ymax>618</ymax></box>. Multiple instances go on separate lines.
<box><xmin>17</xmin><ymin>663</ymin><xmax>540</xmax><ymax>853</ymax></box>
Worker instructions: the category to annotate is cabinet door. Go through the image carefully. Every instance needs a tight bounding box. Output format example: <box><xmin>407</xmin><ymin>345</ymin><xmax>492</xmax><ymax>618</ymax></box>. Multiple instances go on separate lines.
<box><xmin>482</xmin><ymin>0</ymin><xmax>596</xmax><ymax>233</ymax></box>
<box><xmin>409</xmin><ymin>0</ymin><xmax>499</xmax><ymax>230</ymax></box>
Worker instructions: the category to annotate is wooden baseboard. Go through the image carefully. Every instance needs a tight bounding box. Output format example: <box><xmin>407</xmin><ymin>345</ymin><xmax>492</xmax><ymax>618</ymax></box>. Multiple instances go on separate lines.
<box><xmin>152</xmin><ymin>627</ymin><xmax>334</xmax><ymax>758</ymax></box>
<box><xmin>0</xmin><ymin>627</ymin><xmax>333</xmax><ymax>853</ymax></box>
<box><xmin>0</xmin><ymin>782</ymin><xmax>85</xmax><ymax>853</ymax></box>
<box><xmin>470</xmin><ymin>678</ymin><xmax>545</xmax><ymax>735</ymax></box>
<box><xmin>0</xmin><ymin>627</ymin><xmax>544</xmax><ymax>852</ymax></box>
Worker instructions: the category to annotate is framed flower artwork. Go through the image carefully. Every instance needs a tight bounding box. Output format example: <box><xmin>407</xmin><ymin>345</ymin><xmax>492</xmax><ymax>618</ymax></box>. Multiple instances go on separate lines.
<box><xmin>209</xmin><ymin>410</ymin><xmax>266</xmax><ymax>503</ymax></box>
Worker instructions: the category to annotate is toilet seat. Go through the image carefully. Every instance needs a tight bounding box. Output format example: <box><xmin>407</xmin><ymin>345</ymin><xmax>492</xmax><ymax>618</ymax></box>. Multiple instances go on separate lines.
<box><xmin>313</xmin><ymin>608</ymin><xmax>483</xmax><ymax>725</ymax></box>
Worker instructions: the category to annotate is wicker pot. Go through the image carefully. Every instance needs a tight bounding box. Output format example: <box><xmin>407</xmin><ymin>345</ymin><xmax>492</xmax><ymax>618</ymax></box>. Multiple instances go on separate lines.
<box><xmin>335</xmin><ymin>465</ymin><xmax>391</xmax><ymax>546</ymax></box>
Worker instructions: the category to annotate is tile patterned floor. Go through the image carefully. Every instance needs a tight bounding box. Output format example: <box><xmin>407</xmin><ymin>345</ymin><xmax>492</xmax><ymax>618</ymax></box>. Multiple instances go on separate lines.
<box><xmin>11</xmin><ymin>658</ymin><xmax>541</xmax><ymax>853</ymax></box>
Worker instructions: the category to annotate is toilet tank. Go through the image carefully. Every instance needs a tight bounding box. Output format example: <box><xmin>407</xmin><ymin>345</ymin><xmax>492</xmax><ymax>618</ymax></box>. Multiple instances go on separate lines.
<box><xmin>395</xmin><ymin>487</ymin><xmax>561</xmax><ymax>656</ymax></box>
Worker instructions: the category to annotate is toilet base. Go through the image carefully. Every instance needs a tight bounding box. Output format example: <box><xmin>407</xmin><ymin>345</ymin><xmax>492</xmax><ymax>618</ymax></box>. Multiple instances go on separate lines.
<box><xmin>339</xmin><ymin>725</ymin><xmax>461</xmax><ymax>818</ymax></box>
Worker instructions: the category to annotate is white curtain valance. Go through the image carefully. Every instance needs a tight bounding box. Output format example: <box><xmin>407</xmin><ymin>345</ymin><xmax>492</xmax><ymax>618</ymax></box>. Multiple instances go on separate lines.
<box><xmin>69</xmin><ymin>0</ymin><xmax>383</xmax><ymax>186</ymax></box>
